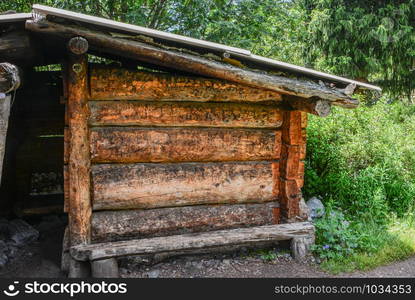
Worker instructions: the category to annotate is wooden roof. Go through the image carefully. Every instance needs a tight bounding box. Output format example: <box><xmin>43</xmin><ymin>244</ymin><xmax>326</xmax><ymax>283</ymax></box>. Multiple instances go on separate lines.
<box><xmin>0</xmin><ymin>5</ymin><xmax>382</xmax><ymax>110</ymax></box>
<box><xmin>0</xmin><ymin>13</ymin><xmax>31</xmax><ymax>23</ymax></box>
<box><xmin>32</xmin><ymin>5</ymin><xmax>380</xmax><ymax>92</ymax></box>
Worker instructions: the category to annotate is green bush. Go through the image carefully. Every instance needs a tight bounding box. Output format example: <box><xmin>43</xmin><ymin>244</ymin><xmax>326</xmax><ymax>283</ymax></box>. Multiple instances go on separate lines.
<box><xmin>305</xmin><ymin>99</ymin><xmax>415</xmax><ymax>265</ymax></box>
<box><xmin>311</xmin><ymin>207</ymin><xmax>358</xmax><ymax>260</ymax></box>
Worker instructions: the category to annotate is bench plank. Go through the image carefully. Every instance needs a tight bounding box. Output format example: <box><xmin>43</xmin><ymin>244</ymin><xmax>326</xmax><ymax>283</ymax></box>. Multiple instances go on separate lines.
<box><xmin>71</xmin><ymin>222</ymin><xmax>314</xmax><ymax>261</ymax></box>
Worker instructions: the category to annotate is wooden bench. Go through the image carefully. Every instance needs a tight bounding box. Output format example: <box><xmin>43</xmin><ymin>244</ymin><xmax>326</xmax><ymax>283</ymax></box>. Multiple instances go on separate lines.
<box><xmin>68</xmin><ymin>222</ymin><xmax>315</xmax><ymax>278</ymax></box>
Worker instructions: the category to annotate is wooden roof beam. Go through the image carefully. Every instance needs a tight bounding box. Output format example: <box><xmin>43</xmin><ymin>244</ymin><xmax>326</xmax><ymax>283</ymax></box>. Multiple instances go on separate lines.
<box><xmin>0</xmin><ymin>63</ymin><xmax>21</xmax><ymax>93</ymax></box>
<box><xmin>26</xmin><ymin>20</ymin><xmax>359</xmax><ymax>109</ymax></box>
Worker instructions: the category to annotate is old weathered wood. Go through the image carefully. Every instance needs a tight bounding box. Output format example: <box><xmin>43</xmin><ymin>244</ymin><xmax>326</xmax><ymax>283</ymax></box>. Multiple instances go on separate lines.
<box><xmin>68</xmin><ymin>36</ymin><xmax>89</xmax><ymax>55</ymax></box>
<box><xmin>91</xmin><ymin>202</ymin><xmax>280</xmax><ymax>242</ymax></box>
<box><xmin>279</xmin><ymin>111</ymin><xmax>305</xmax><ymax>220</ymax></box>
<box><xmin>89</xmin><ymin>101</ymin><xmax>283</xmax><ymax>128</ymax></box>
<box><xmin>71</xmin><ymin>222</ymin><xmax>314</xmax><ymax>261</ymax></box>
<box><xmin>284</xmin><ymin>96</ymin><xmax>331</xmax><ymax>117</ymax></box>
<box><xmin>291</xmin><ymin>235</ymin><xmax>315</xmax><ymax>261</ymax></box>
<box><xmin>0</xmin><ymin>63</ymin><xmax>21</xmax><ymax>93</ymax></box>
<box><xmin>0</xmin><ymin>95</ymin><xmax>11</xmax><ymax>185</ymax></box>
<box><xmin>89</xmin><ymin>66</ymin><xmax>282</xmax><ymax>102</ymax></box>
<box><xmin>66</xmin><ymin>54</ymin><xmax>91</xmax><ymax>245</ymax></box>
<box><xmin>91</xmin><ymin>258</ymin><xmax>119</xmax><ymax>278</ymax></box>
<box><xmin>0</xmin><ymin>30</ymin><xmax>43</xmax><ymax>66</ymax></box>
<box><xmin>92</xmin><ymin>162</ymin><xmax>279</xmax><ymax>210</ymax></box>
<box><xmin>68</xmin><ymin>258</ymin><xmax>91</xmax><ymax>278</ymax></box>
<box><xmin>90</xmin><ymin>127</ymin><xmax>281</xmax><ymax>163</ymax></box>
<box><xmin>61</xmin><ymin>226</ymin><xmax>70</xmax><ymax>273</ymax></box>
<box><xmin>26</xmin><ymin>20</ymin><xmax>359</xmax><ymax>108</ymax></box>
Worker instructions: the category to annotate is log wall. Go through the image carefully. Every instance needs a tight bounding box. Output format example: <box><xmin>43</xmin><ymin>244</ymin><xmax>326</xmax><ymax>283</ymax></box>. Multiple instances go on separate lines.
<box><xmin>64</xmin><ymin>65</ymin><xmax>307</xmax><ymax>243</ymax></box>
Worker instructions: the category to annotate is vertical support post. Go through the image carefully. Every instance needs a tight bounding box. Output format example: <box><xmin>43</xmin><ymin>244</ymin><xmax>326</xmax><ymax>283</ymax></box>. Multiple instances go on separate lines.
<box><xmin>66</xmin><ymin>48</ymin><xmax>91</xmax><ymax>246</ymax></box>
<box><xmin>279</xmin><ymin>111</ymin><xmax>307</xmax><ymax>221</ymax></box>
<box><xmin>0</xmin><ymin>94</ymin><xmax>11</xmax><ymax>185</ymax></box>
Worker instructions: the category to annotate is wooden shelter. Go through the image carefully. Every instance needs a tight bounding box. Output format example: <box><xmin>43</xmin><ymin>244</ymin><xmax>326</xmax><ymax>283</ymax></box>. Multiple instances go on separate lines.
<box><xmin>0</xmin><ymin>5</ymin><xmax>380</xmax><ymax>277</ymax></box>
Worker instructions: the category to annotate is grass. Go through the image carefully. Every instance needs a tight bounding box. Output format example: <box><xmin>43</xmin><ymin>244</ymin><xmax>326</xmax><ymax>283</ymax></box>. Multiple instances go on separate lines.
<box><xmin>304</xmin><ymin>98</ymin><xmax>415</xmax><ymax>273</ymax></box>
<box><xmin>320</xmin><ymin>216</ymin><xmax>415</xmax><ymax>273</ymax></box>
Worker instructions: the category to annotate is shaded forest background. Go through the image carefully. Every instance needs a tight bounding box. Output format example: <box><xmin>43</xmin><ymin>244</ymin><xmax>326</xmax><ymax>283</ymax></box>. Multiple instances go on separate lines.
<box><xmin>1</xmin><ymin>0</ymin><xmax>415</xmax><ymax>272</ymax></box>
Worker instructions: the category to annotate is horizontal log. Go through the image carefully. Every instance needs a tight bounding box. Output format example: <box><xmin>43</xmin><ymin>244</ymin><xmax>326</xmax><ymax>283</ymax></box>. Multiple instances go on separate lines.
<box><xmin>26</xmin><ymin>20</ymin><xmax>359</xmax><ymax>108</ymax></box>
<box><xmin>284</xmin><ymin>96</ymin><xmax>331</xmax><ymax>117</ymax></box>
<box><xmin>0</xmin><ymin>63</ymin><xmax>21</xmax><ymax>93</ymax></box>
<box><xmin>92</xmin><ymin>162</ymin><xmax>279</xmax><ymax>210</ymax></box>
<box><xmin>71</xmin><ymin>222</ymin><xmax>315</xmax><ymax>261</ymax></box>
<box><xmin>89</xmin><ymin>66</ymin><xmax>282</xmax><ymax>102</ymax></box>
<box><xmin>0</xmin><ymin>30</ymin><xmax>43</xmax><ymax>66</ymax></box>
<box><xmin>91</xmin><ymin>202</ymin><xmax>280</xmax><ymax>242</ymax></box>
<box><xmin>90</xmin><ymin>127</ymin><xmax>281</xmax><ymax>163</ymax></box>
<box><xmin>89</xmin><ymin>101</ymin><xmax>283</xmax><ymax>128</ymax></box>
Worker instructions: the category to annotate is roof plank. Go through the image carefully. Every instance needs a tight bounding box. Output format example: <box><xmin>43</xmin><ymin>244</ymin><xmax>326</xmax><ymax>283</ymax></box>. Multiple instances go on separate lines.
<box><xmin>26</xmin><ymin>19</ymin><xmax>359</xmax><ymax>108</ymax></box>
<box><xmin>32</xmin><ymin>4</ymin><xmax>251</xmax><ymax>56</ymax></box>
<box><xmin>0</xmin><ymin>13</ymin><xmax>32</xmax><ymax>23</ymax></box>
<box><xmin>31</xmin><ymin>4</ymin><xmax>380</xmax><ymax>92</ymax></box>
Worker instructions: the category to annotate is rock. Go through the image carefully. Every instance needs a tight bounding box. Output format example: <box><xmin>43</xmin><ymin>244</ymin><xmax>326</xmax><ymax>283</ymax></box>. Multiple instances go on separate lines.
<box><xmin>306</xmin><ymin>197</ymin><xmax>325</xmax><ymax>219</ymax></box>
<box><xmin>299</xmin><ymin>198</ymin><xmax>311</xmax><ymax>221</ymax></box>
<box><xmin>147</xmin><ymin>269</ymin><xmax>160</xmax><ymax>278</ymax></box>
<box><xmin>8</xmin><ymin>219</ymin><xmax>39</xmax><ymax>247</ymax></box>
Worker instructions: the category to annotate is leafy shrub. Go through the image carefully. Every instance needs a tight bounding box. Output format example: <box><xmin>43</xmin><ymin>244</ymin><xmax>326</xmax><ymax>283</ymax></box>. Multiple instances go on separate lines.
<box><xmin>304</xmin><ymin>99</ymin><xmax>415</xmax><ymax>219</ymax></box>
<box><xmin>311</xmin><ymin>208</ymin><xmax>358</xmax><ymax>260</ymax></box>
<box><xmin>305</xmin><ymin>99</ymin><xmax>415</xmax><ymax>264</ymax></box>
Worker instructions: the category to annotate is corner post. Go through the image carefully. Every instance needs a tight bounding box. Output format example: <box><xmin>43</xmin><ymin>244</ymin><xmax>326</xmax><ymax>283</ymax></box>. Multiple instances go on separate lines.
<box><xmin>66</xmin><ymin>37</ymin><xmax>91</xmax><ymax>246</ymax></box>
<box><xmin>279</xmin><ymin>111</ymin><xmax>307</xmax><ymax>221</ymax></box>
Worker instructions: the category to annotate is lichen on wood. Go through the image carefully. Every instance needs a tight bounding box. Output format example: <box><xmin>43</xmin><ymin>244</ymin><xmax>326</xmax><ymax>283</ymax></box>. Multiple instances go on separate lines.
<box><xmin>92</xmin><ymin>162</ymin><xmax>279</xmax><ymax>210</ymax></box>
<box><xmin>90</xmin><ymin>127</ymin><xmax>281</xmax><ymax>163</ymax></box>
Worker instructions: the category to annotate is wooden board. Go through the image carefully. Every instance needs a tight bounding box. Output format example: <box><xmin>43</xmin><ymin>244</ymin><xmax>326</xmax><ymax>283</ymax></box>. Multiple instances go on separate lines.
<box><xmin>92</xmin><ymin>162</ymin><xmax>279</xmax><ymax>210</ymax></box>
<box><xmin>0</xmin><ymin>95</ymin><xmax>11</xmax><ymax>185</ymax></box>
<box><xmin>89</xmin><ymin>67</ymin><xmax>282</xmax><ymax>102</ymax></box>
<box><xmin>65</xmin><ymin>54</ymin><xmax>91</xmax><ymax>245</ymax></box>
<box><xmin>89</xmin><ymin>101</ymin><xmax>283</xmax><ymax>128</ymax></box>
<box><xmin>90</xmin><ymin>127</ymin><xmax>281</xmax><ymax>163</ymax></box>
<box><xmin>71</xmin><ymin>222</ymin><xmax>315</xmax><ymax>261</ymax></box>
<box><xmin>91</xmin><ymin>202</ymin><xmax>280</xmax><ymax>242</ymax></box>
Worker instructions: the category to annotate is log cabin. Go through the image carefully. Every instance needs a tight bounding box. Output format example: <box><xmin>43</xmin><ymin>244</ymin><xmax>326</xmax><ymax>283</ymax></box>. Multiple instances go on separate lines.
<box><xmin>0</xmin><ymin>5</ymin><xmax>381</xmax><ymax>277</ymax></box>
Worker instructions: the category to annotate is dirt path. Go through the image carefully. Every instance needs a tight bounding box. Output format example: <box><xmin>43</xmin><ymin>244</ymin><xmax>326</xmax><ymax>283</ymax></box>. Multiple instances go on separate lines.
<box><xmin>1</xmin><ymin>223</ymin><xmax>414</xmax><ymax>278</ymax></box>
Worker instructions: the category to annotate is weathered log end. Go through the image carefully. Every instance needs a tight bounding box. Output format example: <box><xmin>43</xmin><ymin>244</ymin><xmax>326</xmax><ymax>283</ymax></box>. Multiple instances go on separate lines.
<box><xmin>291</xmin><ymin>234</ymin><xmax>315</xmax><ymax>261</ymax></box>
<box><xmin>68</xmin><ymin>258</ymin><xmax>91</xmax><ymax>278</ymax></box>
<box><xmin>91</xmin><ymin>258</ymin><xmax>119</xmax><ymax>278</ymax></box>
<box><xmin>68</xmin><ymin>37</ymin><xmax>89</xmax><ymax>55</ymax></box>
<box><xmin>314</xmin><ymin>100</ymin><xmax>331</xmax><ymax>117</ymax></box>
<box><xmin>284</xmin><ymin>96</ymin><xmax>331</xmax><ymax>117</ymax></box>
<box><xmin>0</xmin><ymin>63</ymin><xmax>21</xmax><ymax>93</ymax></box>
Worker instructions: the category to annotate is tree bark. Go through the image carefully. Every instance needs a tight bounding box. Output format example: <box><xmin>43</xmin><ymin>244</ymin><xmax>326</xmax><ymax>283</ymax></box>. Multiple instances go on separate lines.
<box><xmin>0</xmin><ymin>95</ymin><xmax>11</xmax><ymax>185</ymax></box>
<box><xmin>284</xmin><ymin>96</ymin><xmax>331</xmax><ymax>117</ymax></box>
<box><xmin>92</xmin><ymin>162</ymin><xmax>279</xmax><ymax>211</ymax></box>
<box><xmin>0</xmin><ymin>63</ymin><xmax>21</xmax><ymax>93</ymax></box>
<box><xmin>25</xmin><ymin>20</ymin><xmax>359</xmax><ymax>108</ymax></box>
<box><xmin>89</xmin><ymin>100</ymin><xmax>283</xmax><ymax>128</ymax></box>
<box><xmin>71</xmin><ymin>222</ymin><xmax>315</xmax><ymax>261</ymax></box>
<box><xmin>66</xmin><ymin>53</ymin><xmax>92</xmax><ymax>246</ymax></box>
<box><xmin>90</xmin><ymin>127</ymin><xmax>281</xmax><ymax>163</ymax></box>
<box><xmin>91</xmin><ymin>202</ymin><xmax>280</xmax><ymax>242</ymax></box>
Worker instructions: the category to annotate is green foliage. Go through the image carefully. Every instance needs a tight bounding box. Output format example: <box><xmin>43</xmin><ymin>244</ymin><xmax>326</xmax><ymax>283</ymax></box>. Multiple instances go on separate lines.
<box><xmin>306</xmin><ymin>100</ymin><xmax>415</xmax><ymax>271</ymax></box>
<box><xmin>305</xmin><ymin>100</ymin><xmax>415</xmax><ymax>219</ymax></box>
<box><xmin>311</xmin><ymin>208</ymin><xmax>358</xmax><ymax>260</ymax></box>
<box><xmin>320</xmin><ymin>217</ymin><xmax>415</xmax><ymax>273</ymax></box>
<box><xmin>301</xmin><ymin>0</ymin><xmax>415</xmax><ymax>98</ymax></box>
